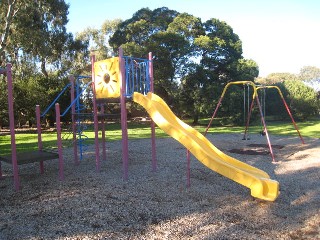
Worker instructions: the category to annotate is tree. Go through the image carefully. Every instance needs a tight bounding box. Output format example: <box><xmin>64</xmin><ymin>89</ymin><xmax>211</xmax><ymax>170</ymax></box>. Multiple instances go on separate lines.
<box><xmin>298</xmin><ymin>66</ymin><xmax>320</xmax><ymax>81</ymax></box>
<box><xmin>232</xmin><ymin>59</ymin><xmax>259</xmax><ymax>81</ymax></box>
<box><xmin>0</xmin><ymin>0</ymin><xmax>87</xmax><ymax>76</ymax></box>
<box><xmin>282</xmin><ymin>80</ymin><xmax>319</xmax><ymax>120</ymax></box>
<box><xmin>76</xmin><ymin>19</ymin><xmax>122</xmax><ymax>61</ymax></box>
<box><xmin>0</xmin><ymin>0</ymin><xmax>17</xmax><ymax>64</ymax></box>
<box><xmin>109</xmin><ymin>7</ymin><xmax>185</xmax><ymax>101</ymax></box>
<box><xmin>184</xmin><ymin>19</ymin><xmax>258</xmax><ymax>123</ymax></box>
<box><xmin>195</xmin><ymin>18</ymin><xmax>243</xmax><ymax>83</ymax></box>
<box><xmin>109</xmin><ymin>7</ymin><xmax>258</xmax><ymax>123</ymax></box>
<box><xmin>257</xmin><ymin>72</ymin><xmax>298</xmax><ymax>85</ymax></box>
<box><xmin>179</xmin><ymin>65</ymin><xmax>216</xmax><ymax>124</ymax></box>
<box><xmin>0</xmin><ymin>0</ymin><xmax>88</xmax><ymax>127</ymax></box>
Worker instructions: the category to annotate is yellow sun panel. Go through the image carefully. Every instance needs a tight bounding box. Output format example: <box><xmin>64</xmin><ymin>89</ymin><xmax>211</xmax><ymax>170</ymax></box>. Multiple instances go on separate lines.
<box><xmin>94</xmin><ymin>57</ymin><xmax>120</xmax><ymax>99</ymax></box>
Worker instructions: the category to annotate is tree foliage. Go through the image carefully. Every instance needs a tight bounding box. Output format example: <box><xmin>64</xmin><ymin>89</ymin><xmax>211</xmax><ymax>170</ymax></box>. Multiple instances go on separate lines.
<box><xmin>109</xmin><ymin>7</ymin><xmax>258</xmax><ymax>123</ymax></box>
<box><xmin>298</xmin><ymin>66</ymin><xmax>320</xmax><ymax>81</ymax></box>
<box><xmin>76</xmin><ymin>19</ymin><xmax>122</xmax><ymax>62</ymax></box>
<box><xmin>0</xmin><ymin>0</ymin><xmax>87</xmax><ymax>127</ymax></box>
<box><xmin>256</xmin><ymin>72</ymin><xmax>298</xmax><ymax>85</ymax></box>
<box><xmin>281</xmin><ymin>80</ymin><xmax>319</xmax><ymax>120</ymax></box>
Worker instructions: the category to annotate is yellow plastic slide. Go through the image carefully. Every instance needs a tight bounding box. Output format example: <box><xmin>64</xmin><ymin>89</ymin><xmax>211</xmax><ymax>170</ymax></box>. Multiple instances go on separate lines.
<box><xmin>133</xmin><ymin>92</ymin><xmax>279</xmax><ymax>201</ymax></box>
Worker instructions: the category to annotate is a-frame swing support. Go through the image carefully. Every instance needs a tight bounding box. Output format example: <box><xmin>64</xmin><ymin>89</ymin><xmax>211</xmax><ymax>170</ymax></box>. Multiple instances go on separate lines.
<box><xmin>204</xmin><ymin>81</ymin><xmax>276</xmax><ymax>162</ymax></box>
<box><xmin>255</xmin><ymin>86</ymin><xmax>305</xmax><ymax>145</ymax></box>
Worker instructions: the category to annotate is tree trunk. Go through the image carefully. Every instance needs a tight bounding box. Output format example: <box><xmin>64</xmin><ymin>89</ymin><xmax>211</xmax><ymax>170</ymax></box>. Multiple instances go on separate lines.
<box><xmin>192</xmin><ymin>115</ymin><xmax>199</xmax><ymax>125</ymax></box>
<box><xmin>41</xmin><ymin>58</ymin><xmax>48</xmax><ymax>78</ymax></box>
<box><xmin>0</xmin><ymin>0</ymin><xmax>18</xmax><ymax>65</ymax></box>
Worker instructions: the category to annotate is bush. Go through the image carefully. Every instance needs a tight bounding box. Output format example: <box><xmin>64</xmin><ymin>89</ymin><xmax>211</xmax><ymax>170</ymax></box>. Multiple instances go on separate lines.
<box><xmin>281</xmin><ymin>80</ymin><xmax>319</xmax><ymax>120</ymax></box>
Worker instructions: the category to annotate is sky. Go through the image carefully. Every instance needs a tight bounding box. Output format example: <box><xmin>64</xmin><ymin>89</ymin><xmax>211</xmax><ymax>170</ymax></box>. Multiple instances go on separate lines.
<box><xmin>66</xmin><ymin>0</ymin><xmax>320</xmax><ymax>77</ymax></box>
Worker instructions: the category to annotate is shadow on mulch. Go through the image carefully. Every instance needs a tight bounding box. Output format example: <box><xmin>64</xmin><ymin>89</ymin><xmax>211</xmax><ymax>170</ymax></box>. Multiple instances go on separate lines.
<box><xmin>228</xmin><ymin>148</ymin><xmax>270</xmax><ymax>155</ymax></box>
<box><xmin>228</xmin><ymin>143</ymin><xmax>285</xmax><ymax>155</ymax></box>
<box><xmin>247</xmin><ymin>144</ymin><xmax>285</xmax><ymax>149</ymax></box>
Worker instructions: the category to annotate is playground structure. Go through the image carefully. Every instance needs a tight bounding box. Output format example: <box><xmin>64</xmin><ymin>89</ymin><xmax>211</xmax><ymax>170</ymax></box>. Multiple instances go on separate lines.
<box><xmin>0</xmin><ymin>48</ymin><xmax>280</xmax><ymax>201</ymax></box>
<box><xmin>204</xmin><ymin>81</ymin><xmax>305</xmax><ymax>162</ymax></box>
<box><xmin>0</xmin><ymin>48</ymin><xmax>156</xmax><ymax>191</ymax></box>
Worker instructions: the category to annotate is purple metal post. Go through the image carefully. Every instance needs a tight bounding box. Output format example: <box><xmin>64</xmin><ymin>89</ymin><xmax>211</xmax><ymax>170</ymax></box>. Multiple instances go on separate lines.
<box><xmin>91</xmin><ymin>55</ymin><xmax>101</xmax><ymax>172</ymax></box>
<box><xmin>0</xmin><ymin>67</ymin><xmax>5</xmax><ymax>179</ymax></box>
<box><xmin>101</xmin><ymin>104</ymin><xmax>107</xmax><ymax>161</ymax></box>
<box><xmin>55</xmin><ymin>103</ymin><xmax>64</xmax><ymax>180</ymax></box>
<box><xmin>70</xmin><ymin>76</ymin><xmax>79</xmax><ymax>165</ymax></box>
<box><xmin>119</xmin><ymin>48</ymin><xmax>129</xmax><ymax>180</ymax></box>
<box><xmin>7</xmin><ymin>64</ymin><xmax>20</xmax><ymax>190</ymax></box>
<box><xmin>149</xmin><ymin>52</ymin><xmax>157</xmax><ymax>172</ymax></box>
<box><xmin>36</xmin><ymin>105</ymin><xmax>44</xmax><ymax>174</ymax></box>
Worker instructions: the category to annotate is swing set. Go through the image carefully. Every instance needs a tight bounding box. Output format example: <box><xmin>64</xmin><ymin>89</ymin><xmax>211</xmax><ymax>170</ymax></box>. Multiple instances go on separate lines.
<box><xmin>205</xmin><ymin>81</ymin><xmax>304</xmax><ymax>162</ymax></box>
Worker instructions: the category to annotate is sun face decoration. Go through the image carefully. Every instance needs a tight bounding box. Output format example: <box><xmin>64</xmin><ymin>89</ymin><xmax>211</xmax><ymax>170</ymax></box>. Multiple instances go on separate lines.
<box><xmin>94</xmin><ymin>57</ymin><xmax>120</xmax><ymax>99</ymax></box>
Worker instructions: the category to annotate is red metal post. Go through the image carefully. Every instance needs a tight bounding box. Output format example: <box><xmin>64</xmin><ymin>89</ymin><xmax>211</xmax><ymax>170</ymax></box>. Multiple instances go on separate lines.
<box><xmin>55</xmin><ymin>103</ymin><xmax>64</xmax><ymax>180</ymax></box>
<box><xmin>36</xmin><ymin>105</ymin><xmax>44</xmax><ymax>174</ymax></box>
<box><xmin>243</xmin><ymin>98</ymin><xmax>255</xmax><ymax>140</ymax></box>
<box><xmin>119</xmin><ymin>48</ymin><xmax>129</xmax><ymax>180</ymax></box>
<box><xmin>149</xmin><ymin>52</ymin><xmax>157</xmax><ymax>172</ymax></box>
<box><xmin>255</xmin><ymin>96</ymin><xmax>276</xmax><ymax>162</ymax></box>
<box><xmin>281</xmin><ymin>97</ymin><xmax>305</xmax><ymax>144</ymax></box>
<box><xmin>204</xmin><ymin>96</ymin><xmax>224</xmax><ymax>135</ymax></box>
<box><xmin>257</xmin><ymin>86</ymin><xmax>305</xmax><ymax>145</ymax></box>
<box><xmin>7</xmin><ymin>64</ymin><xmax>20</xmax><ymax>190</ymax></box>
<box><xmin>91</xmin><ymin>54</ymin><xmax>101</xmax><ymax>172</ymax></box>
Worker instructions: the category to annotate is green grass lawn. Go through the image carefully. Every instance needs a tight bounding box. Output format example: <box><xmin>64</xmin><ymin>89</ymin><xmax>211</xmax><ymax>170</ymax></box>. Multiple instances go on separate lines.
<box><xmin>0</xmin><ymin>119</ymin><xmax>319</xmax><ymax>155</ymax></box>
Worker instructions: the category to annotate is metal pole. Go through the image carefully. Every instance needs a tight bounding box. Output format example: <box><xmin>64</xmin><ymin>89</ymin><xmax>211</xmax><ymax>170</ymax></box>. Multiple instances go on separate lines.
<box><xmin>120</xmin><ymin>48</ymin><xmax>129</xmax><ymax>180</ymax></box>
<box><xmin>281</xmin><ymin>97</ymin><xmax>305</xmax><ymax>144</ymax></box>
<box><xmin>243</xmin><ymin>98</ymin><xmax>255</xmax><ymax>140</ymax></box>
<box><xmin>7</xmin><ymin>64</ymin><xmax>20</xmax><ymax>190</ymax></box>
<box><xmin>204</xmin><ymin>96</ymin><xmax>224</xmax><ymax>135</ymax></box>
<box><xmin>255</xmin><ymin>96</ymin><xmax>275</xmax><ymax>162</ymax></box>
<box><xmin>55</xmin><ymin>103</ymin><xmax>64</xmax><ymax>180</ymax></box>
<box><xmin>36</xmin><ymin>105</ymin><xmax>44</xmax><ymax>174</ymax></box>
<box><xmin>149</xmin><ymin>52</ymin><xmax>157</xmax><ymax>172</ymax></box>
<box><xmin>91</xmin><ymin>54</ymin><xmax>101</xmax><ymax>172</ymax></box>
<box><xmin>243</xmin><ymin>84</ymin><xmax>246</xmax><ymax>126</ymax></box>
<box><xmin>70</xmin><ymin>76</ymin><xmax>79</xmax><ymax>165</ymax></box>
<box><xmin>101</xmin><ymin>104</ymin><xmax>107</xmax><ymax>161</ymax></box>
